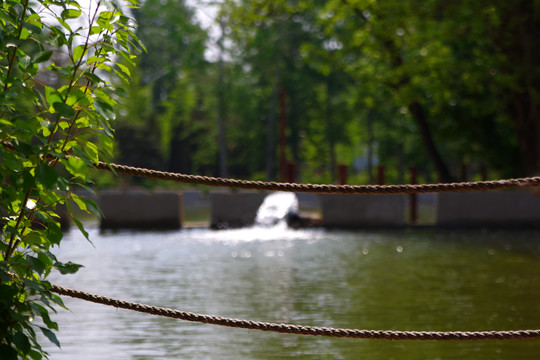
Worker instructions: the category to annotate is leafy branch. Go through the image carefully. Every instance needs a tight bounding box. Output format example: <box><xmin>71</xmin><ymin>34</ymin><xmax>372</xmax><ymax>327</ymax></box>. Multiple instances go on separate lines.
<box><xmin>0</xmin><ymin>0</ymin><xmax>143</xmax><ymax>358</ymax></box>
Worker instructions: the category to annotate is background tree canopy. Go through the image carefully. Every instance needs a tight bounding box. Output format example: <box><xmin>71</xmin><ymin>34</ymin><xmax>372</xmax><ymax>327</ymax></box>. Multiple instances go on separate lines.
<box><xmin>114</xmin><ymin>0</ymin><xmax>540</xmax><ymax>186</ymax></box>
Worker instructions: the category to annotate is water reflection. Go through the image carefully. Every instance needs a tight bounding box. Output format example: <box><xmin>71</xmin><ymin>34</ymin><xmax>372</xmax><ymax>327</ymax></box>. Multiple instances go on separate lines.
<box><xmin>43</xmin><ymin>227</ymin><xmax>540</xmax><ymax>359</ymax></box>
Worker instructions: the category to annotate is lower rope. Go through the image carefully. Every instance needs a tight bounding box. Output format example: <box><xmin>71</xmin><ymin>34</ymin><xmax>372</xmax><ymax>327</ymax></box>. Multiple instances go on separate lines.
<box><xmin>50</xmin><ymin>284</ymin><xmax>540</xmax><ymax>340</ymax></box>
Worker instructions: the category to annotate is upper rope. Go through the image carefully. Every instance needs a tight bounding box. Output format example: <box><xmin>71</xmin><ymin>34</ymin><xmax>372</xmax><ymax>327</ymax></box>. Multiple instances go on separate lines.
<box><xmin>2</xmin><ymin>140</ymin><xmax>540</xmax><ymax>194</ymax></box>
<box><xmin>97</xmin><ymin>161</ymin><xmax>540</xmax><ymax>194</ymax></box>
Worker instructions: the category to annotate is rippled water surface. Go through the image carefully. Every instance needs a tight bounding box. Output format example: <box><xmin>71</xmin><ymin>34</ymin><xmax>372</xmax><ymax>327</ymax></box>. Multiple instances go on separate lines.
<box><xmin>43</xmin><ymin>226</ymin><xmax>540</xmax><ymax>359</ymax></box>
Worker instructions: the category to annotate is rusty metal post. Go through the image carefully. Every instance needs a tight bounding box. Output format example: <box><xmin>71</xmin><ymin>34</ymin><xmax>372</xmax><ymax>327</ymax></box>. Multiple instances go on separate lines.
<box><xmin>377</xmin><ymin>165</ymin><xmax>385</xmax><ymax>185</ymax></box>
<box><xmin>287</xmin><ymin>161</ymin><xmax>297</xmax><ymax>183</ymax></box>
<box><xmin>409</xmin><ymin>165</ymin><xmax>417</xmax><ymax>225</ymax></box>
<box><xmin>338</xmin><ymin>164</ymin><xmax>348</xmax><ymax>185</ymax></box>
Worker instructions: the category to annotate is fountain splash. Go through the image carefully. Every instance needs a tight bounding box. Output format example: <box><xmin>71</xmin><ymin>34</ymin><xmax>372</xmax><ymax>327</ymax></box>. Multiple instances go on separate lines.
<box><xmin>255</xmin><ymin>192</ymin><xmax>299</xmax><ymax>227</ymax></box>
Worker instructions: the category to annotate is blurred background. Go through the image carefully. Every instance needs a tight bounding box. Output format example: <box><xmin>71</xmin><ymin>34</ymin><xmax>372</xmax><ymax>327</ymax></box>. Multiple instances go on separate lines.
<box><xmin>84</xmin><ymin>0</ymin><xmax>540</xmax><ymax>189</ymax></box>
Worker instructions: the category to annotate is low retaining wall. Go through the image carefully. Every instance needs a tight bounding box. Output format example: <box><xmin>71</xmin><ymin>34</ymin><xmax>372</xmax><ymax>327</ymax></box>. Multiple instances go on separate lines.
<box><xmin>100</xmin><ymin>190</ymin><xmax>183</xmax><ymax>230</ymax></box>
<box><xmin>320</xmin><ymin>194</ymin><xmax>407</xmax><ymax>228</ymax></box>
<box><xmin>210</xmin><ymin>191</ymin><xmax>266</xmax><ymax>228</ymax></box>
<box><xmin>436</xmin><ymin>190</ymin><xmax>540</xmax><ymax>227</ymax></box>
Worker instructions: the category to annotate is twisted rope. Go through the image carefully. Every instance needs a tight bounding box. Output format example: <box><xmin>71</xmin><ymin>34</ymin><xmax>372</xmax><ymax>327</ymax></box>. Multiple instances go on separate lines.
<box><xmin>97</xmin><ymin>161</ymin><xmax>540</xmax><ymax>194</ymax></box>
<box><xmin>2</xmin><ymin>140</ymin><xmax>540</xmax><ymax>194</ymax></box>
<box><xmin>50</xmin><ymin>284</ymin><xmax>540</xmax><ymax>340</ymax></box>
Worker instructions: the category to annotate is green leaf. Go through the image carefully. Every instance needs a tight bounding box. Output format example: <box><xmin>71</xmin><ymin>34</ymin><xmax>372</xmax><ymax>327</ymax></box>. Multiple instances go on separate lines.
<box><xmin>31</xmin><ymin>303</ymin><xmax>58</xmax><ymax>330</ymax></box>
<box><xmin>0</xmin><ymin>284</ymin><xmax>19</xmax><ymax>305</ymax></box>
<box><xmin>22</xmin><ymin>170</ymin><xmax>36</xmax><ymax>192</ymax></box>
<box><xmin>35</xmin><ymin>163</ymin><xmax>58</xmax><ymax>189</ymax></box>
<box><xmin>45</xmin><ymin>221</ymin><xmax>63</xmax><ymax>245</ymax></box>
<box><xmin>45</xmin><ymin>87</ymin><xmax>63</xmax><ymax>109</ymax></box>
<box><xmin>61</xmin><ymin>9</ymin><xmax>82</xmax><ymax>20</ymax></box>
<box><xmin>93</xmin><ymin>100</ymin><xmax>115</xmax><ymax>121</ymax></box>
<box><xmin>13</xmin><ymin>332</ymin><xmax>31</xmax><ymax>355</ymax></box>
<box><xmin>23</xmin><ymin>231</ymin><xmax>43</xmax><ymax>246</ymax></box>
<box><xmin>28</xmin><ymin>349</ymin><xmax>44</xmax><ymax>360</ymax></box>
<box><xmin>65</xmin><ymin>156</ymin><xmax>88</xmax><ymax>179</ymax></box>
<box><xmin>71</xmin><ymin>194</ymin><xmax>87</xmax><ymax>212</ymax></box>
<box><xmin>0</xmin><ymin>344</ymin><xmax>18</xmax><ymax>360</ymax></box>
<box><xmin>37</xmin><ymin>251</ymin><xmax>54</xmax><ymax>269</ymax></box>
<box><xmin>32</xmin><ymin>50</ymin><xmax>52</xmax><ymax>64</ymax></box>
<box><xmin>53</xmin><ymin>102</ymin><xmax>76</xmax><ymax>117</ymax></box>
<box><xmin>82</xmin><ymin>197</ymin><xmax>102</xmax><ymax>218</ymax></box>
<box><xmin>54</xmin><ymin>261</ymin><xmax>84</xmax><ymax>275</ymax></box>
<box><xmin>27</xmin><ymin>256</ymin><xmax>47</xmax><ymax>274</ymax></box>
<box><xmin>90</xmin><ymin>26</ymin><xmax>102</xmax><ymax>35</ymax></box>
<box><xmin>40</xmin><ymin>327</ymin><xmax>60</xmax><ymax>348</ymax></box>
<box><xmin>115</xmin><ymin>63</ymin><xmax>131</xmax><ymax>77</ymax></box>
<box><xmin>85</xmin><ymin>141</ymin><xmax>99</xmax><ymax>164</ymax></box>
<box><xmin>72</xmin><ymin>44</ymin><xmax>86</xmax><ymax>63</ymax></box>
<box><xmin>72</xmin><ymin>217</ymin><xmax>89</xmax><ymax>240</ymax></box>
<box><xmin>83</xmin><ymin>71</ymin><xmax>103</xmax><ymax>85</ymax></box>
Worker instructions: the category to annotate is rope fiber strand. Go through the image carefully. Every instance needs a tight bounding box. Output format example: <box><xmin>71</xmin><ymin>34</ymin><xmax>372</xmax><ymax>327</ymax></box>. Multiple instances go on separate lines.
<box><xmin>96</xmin><ymin>161</ymin><xmax>540</xmax><ymax>194</ymax></box>
<box><xmin>50</xmin><ymin>284</ymin><xmax>540</xmax><ymax>341</ymax></box>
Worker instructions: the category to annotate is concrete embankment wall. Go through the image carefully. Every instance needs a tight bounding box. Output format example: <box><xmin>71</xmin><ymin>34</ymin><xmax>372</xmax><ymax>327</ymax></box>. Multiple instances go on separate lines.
<box><xmin>435</xmin><ymin>190</ymin><xmax>540</xmax><ymax>227</ymax></box>
<box><xmin>320</xmin><ymin>194</ymin><xmax>407</xmax><ymax>228</ymax></box>
<box><xmin>100</xmin><ymin>190</ymin><xmax>183</xmax><ymax>230</ymax></box>
<box><xmin>94</xmin><ymin>188</ymin><xmax>540</xmax><ymax>230</ymax></box>
<box><xmin>210</xmin><ymin>191</ymin><xmax>266</xmax><ymax>228</ymax></box>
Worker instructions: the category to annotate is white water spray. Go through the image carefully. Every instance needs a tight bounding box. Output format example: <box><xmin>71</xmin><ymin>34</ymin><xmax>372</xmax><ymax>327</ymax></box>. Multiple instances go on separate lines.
<box><xmin>255</xmin><ymin>192</ymin><xmax>298</xmax><ymax>227</ymax></box>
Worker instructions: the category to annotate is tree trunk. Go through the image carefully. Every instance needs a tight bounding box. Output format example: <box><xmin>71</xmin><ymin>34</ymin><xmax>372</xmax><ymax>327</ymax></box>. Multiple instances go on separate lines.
<box><xmin>367</xmin><ymin>109</ymin><xmax>374</xmax><ymax>184</ymax></box>
<box><xmin>265</xmin><ymin>79</ymin><xmax>279</xmax><ymax>181</ymax></box>
<box><xmin>408</xmin><ymin>101</ymin><xmax>454</xmax><ymax>182</ymax></box>
<box><xmin>216</xmin><ymin>19</ymin><xmax>228</xmax><ymax>178</ymax></box>
<box><xmin>326</xmin><ymin>75</ymin><xmax>337</xmax><ymax>183</ymax></box>
<box><xmin>513</xmin><ymin>96</ymin><xmax>540</xmax><ymax>175</ymax></box>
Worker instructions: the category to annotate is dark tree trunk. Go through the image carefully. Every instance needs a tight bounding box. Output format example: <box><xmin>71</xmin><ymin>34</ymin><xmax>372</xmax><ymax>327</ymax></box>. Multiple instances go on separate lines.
<box><xmin>367</xmin><ymin>110</ymin><xmax>374</xmax><ymax>184</ymax></box>
<box><xmin>326</xmin><ymin>75</ymin><xmax>337</xmax><ymax>183</ymax></box>
<box><xmin>497</xmin><ymin>1</ymin><xmax>540</xmax><ymax>175</ymax></box>
<box><xmin>408</xmin><ymin>101</ymin><xmax>454</xmax><ymax>182</ymax></box>
<box><xmin>216</xmin><ymin>19</ymin><xmax>228</xmax><ymax>178</ymax></box>
<box><xmin>513</xmin><ymin>96</ymin><xmax>540</xmax><ymax>175</ymax></box>
<box><xmin>265</xmin><ymin>79</ymin><xmax>279</xmax><ymax>181</ymax></box>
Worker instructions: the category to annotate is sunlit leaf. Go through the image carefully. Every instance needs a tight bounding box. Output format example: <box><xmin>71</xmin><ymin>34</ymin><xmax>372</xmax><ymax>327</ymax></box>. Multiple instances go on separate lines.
<box><xmin>66</xmin><ymin>156</ymin><xmax>88</xmax><ymax>179</ymax></box>
<box><xmin>61</xmin><ymin>9</ymin><xmax>82</xmax><ymax>20</ymax></box>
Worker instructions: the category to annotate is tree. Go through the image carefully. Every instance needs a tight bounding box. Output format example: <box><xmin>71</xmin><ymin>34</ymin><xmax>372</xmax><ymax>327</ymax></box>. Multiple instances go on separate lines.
<box><xmin>0</xmin><ymin>0</ymin><xmax>141</xmax><ymax>357</ymax></box>
<box><xmin>116</xmin><ymin>0</ymin><xmax>211</xmax><ymax>176</ymax></box>
<box><xmin>322</xmin><ymin>0</ymin><xmax>538</xmax><ymax>178</ymax></box>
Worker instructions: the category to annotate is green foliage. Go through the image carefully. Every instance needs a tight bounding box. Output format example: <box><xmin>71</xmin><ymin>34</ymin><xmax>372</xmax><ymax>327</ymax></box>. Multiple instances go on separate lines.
<box><xmin>113</xmin><ymin>0</ymin><xmax>214</xmax><ymax>178</ymax></box>
<box><xmin>100</xmin><ymin>0</ymin><xmax>537</xmax><ymax>188</ymax></box>
<box><xmin>0</xmin><ymin>0</ymin><xmax>142</xmax><ymax>357</ymax></box>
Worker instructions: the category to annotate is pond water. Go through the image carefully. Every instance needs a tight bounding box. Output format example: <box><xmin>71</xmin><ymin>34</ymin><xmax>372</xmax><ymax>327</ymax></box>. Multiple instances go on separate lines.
<box><xmin>42</xmin><ymin>226</ymin><xmax>540</xmax><ymax>359</ymax></box>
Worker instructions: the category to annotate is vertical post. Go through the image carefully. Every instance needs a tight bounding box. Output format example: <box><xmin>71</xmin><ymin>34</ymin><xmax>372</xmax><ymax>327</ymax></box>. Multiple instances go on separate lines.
<box><xmin>409</xmin><ymin>165</ymin><xmax>417</xmax><ymax>225</ymax></box>
<box><xmin>338</xmin><ymin>164</ymin><xmax>348</xmax><ymax>185</ymax></box>
<box><xmin>460</xmin><ymin>163</ymin><xmax>467</xmax><ymax>182</ymax></box>
<box><xmin>377</xmin><ymin>165</ymin><xmax>385</xmax><ymax>185</ymax></box>
<box><xmin>367</xmin><ymin>110</ymin><xmax>374</xmax><ymax>184</ymax></box>
<box><xmin>480</xmin><ymin>164</ymin><xmax>487</xmax><ymax>181</ymax></box>
<box><xmin>287</xmin><ymin>162</ymin><xmax>297</xmax><ymax>183</ymax></box>
<box><xmin>280</xmin><ymin>87</ymin><xmax>287</xmax><ymax>182</ymax></box>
